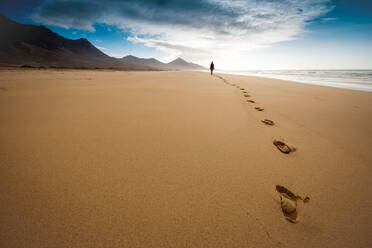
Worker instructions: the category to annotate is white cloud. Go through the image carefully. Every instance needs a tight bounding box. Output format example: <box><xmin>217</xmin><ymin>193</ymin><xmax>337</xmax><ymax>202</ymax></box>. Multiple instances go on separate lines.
<box><xmin>322</xmin><ymin>17</ymin><xmax>337</xmax><ymax>22</ymax></box>
<box><xmin>94</xmin><ymin>45</ymin><xmax>107</xmax><ymax>50</ymax></box>
<box><xmin>32</xmin><ymin>0</ymin><xmax>333</xmax><ymax>69</ymax></box>
<box><xmin>123</xmin><ymin>0</ymin><xmax>332</xmax><ymax>68</ymax></box>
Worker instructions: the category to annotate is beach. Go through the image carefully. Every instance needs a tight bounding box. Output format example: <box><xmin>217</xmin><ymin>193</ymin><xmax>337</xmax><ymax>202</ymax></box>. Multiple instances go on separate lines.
<box><xmin>1</xmin><ymin>69</ymin><xmax>371</xmax><ymax>247</ymax></box>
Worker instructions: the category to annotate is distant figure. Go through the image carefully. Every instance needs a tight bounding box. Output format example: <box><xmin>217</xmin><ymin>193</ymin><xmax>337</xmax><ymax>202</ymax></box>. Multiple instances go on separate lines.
<box><xmin>210</xmin><ymin>61</ymin><xmax>214</xmax><ymax>75</ymax></box>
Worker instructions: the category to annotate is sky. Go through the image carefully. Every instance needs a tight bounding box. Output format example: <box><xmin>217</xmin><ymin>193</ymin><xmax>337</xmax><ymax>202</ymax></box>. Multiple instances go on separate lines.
<box><xmin>1</xmin><ymin>0</ymin><xmax>372</xmax><ymax>70</ymax></box>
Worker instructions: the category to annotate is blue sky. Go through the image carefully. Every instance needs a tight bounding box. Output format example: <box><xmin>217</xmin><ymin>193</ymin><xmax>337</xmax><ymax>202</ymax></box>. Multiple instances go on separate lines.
<box><xmin>1</xmin><ymin>0</ymin><xmax>371</xmax><ymax>69</ymax></box>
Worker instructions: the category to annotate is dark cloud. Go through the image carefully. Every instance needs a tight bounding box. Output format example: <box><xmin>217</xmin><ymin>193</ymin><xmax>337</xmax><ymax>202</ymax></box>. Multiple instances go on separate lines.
<box><xmin>31</xmin><ymin>0</ymin><xmax>307</xmax><ymax>35</ymax></box>
<box><xmin>32</xmin><ymin>0</ymin><xmax>237</xmax><ymax>34</ymax></box>
<box><xmin>32</xmin><ymin>0</ymin><xmax>104</xmax><ymax>30</ymax></box>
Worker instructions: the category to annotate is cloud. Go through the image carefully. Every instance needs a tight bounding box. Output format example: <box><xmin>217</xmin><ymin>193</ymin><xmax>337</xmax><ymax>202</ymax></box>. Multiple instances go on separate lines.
<box><xmin>32</xmin><ymin>1</ymin><xmax>104</xmax><ymax>31</ymax></box>
<box><xmin>127</xmin><ymin>36</ymin><xmax>210</xmax><ymax>60</ymax></box>
<box><xmin>322</xmin><ymin>17</ymin><xmax>337</xmax><ymax>22</ymax></box>
<box><xmin>32</xmin><ymin>0</ymin><xmax>333</xmax><ymax>67</ymax></box>
<box><xmin>94</xmin><ymin>45</ymin><xmax>107</xmax><ymax>50</ymax></box>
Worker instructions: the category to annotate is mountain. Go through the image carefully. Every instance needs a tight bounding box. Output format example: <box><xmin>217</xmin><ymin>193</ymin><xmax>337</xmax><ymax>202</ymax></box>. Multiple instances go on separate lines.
<box><xmin>0</xmin><ymin>14</ymin><xmax>206</xmax><ymax>70</ymax></box>
<box><xmin>0</xmin><ymin>14</ymin><xmax>148</xmax><ymax>69</ymax></box>
<box><xmin>167</xmin><ymin>57</ymin><xmax>206</xmax><ymax>70</ymax></box>
<box><xmin>121</xmin><ymin>55</ymin><xmax>167</xmax><ymax>68</ymax></box>
<box><xmin>121</xmin><ymin>55</ymin><xmax>206</xmax><ymax>70</ymax></box>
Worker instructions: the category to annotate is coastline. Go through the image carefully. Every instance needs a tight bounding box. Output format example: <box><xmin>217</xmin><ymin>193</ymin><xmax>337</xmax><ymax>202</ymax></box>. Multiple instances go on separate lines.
<box><xmin>1</xmin><ymin>69</ymin><xmax>371</xmax><ymax>247</ymax></box>
<box><xmin>218</xmin><ymin>69</ymin><xmax>372</xmax><ymax>92</ymax></box>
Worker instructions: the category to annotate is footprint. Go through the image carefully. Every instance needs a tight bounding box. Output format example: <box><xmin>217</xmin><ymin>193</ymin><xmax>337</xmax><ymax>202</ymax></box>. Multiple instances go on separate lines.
<box><xmin>273</xmin><ymin>139</ymin><xmax>296</xmax><ymax>154</ymax></box>
<box><xmin>261</xmin><ymin>119</ymin><xmax>274</xmax><ymax>126</ymax></box>
<box><xmin>275</xmin><ymin>185</ymin><xmax>299</xmax><ymax>223</ymax></box>
<box><xmin>255</xmin><ymin>107</ymin><xmax>264</xmax><ymax>111</ymax></box>
<box><xmin>244</xmin><ymin>94</ymin><xmax>251</xmax><ymax>97</ymax></box>
<box><xmin>242</xmin><ymin>91</ymin><xmax>248</xmax><ymax>93</ymax></box>
<box><xmin>240</xmin><ymin>88</ymin><xmax>245</xmax><ymax>90</ymax></box>
<box><xmin>275</xmin><ymin>185</ymin><xmax>310</xmax><ymax>223</ymax></box>
<box><xmin>215</xmin><ymin>75</ymin><xmax>227</xmax><ymax>83</ymax></box>
<box><xmin>247</xmin><ymin>100</ymin><xmax>255</xmax><ymax>103</ymax></box>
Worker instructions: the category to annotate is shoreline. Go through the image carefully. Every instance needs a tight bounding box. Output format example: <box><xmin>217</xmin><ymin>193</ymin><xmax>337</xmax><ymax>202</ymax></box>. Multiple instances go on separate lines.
<box><xmin>216</xmin><ymin>69</ymin><xmax>372</xmax><ymax>92</ymax></box>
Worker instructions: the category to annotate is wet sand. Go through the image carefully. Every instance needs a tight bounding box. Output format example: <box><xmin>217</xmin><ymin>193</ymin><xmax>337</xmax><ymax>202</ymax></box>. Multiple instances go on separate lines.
<box><xmin>0</xmin><ymin>69</ymin><xmax>371</xmax><ymax>247</ymax></box>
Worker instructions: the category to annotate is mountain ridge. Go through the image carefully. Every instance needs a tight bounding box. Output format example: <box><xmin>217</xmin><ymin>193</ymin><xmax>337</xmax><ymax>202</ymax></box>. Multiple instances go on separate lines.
<box><xmin>0</xmin><ymin>14</ymin><xmax>148</xmax><ymax>69</ymax></box>
<box><xmin>121</xmin><ymin>55</ymin><xmax>206</xmax><ymax>70</ymax></box>
<box><xmin>0</xmin><ymin>14</ymin><xmax>206</xmax><ymax>70</ymax></box>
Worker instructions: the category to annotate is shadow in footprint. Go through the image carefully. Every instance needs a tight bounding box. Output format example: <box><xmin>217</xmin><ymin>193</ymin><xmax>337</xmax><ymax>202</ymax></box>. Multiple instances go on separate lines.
<box><xmin>244</xmin><ymin>94</ymin><xmax>251</xmax><ymax>97</ymax></box>
<box><xmin>261</xmin><ymin>119</ymin><xmax>274</xmax><ymax>126</ymax></box>
<box><xmin>255</xmin><ymin>107</ymin><xmax>264</xmax><ymax>111</ymax></box>
<box><xmin>273</xmin><ymin>139</ymin><xmax>296</xmax><ymax>154</ymax></box>
<box><xmin>275</xmin><ymin>185</ymin><xmax>310</xmax><ymax>223</ymax></box>
<box><xmin>247</xmin><ymin>100</ymin><xmax>255</xmax><ymax>103</ymax></box>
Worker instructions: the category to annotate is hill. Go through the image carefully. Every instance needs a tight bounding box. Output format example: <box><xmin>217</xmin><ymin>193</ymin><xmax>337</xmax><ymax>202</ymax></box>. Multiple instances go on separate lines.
<box><xmin>0</xmin><ymin>14</ymin><xmax>148</xmax><ymax>69</ymax></box>
<box><xmin>122</xmin><ymin>55</ymin><xmax>206</xmax><ymax>70</ymax></box>
<box><xmin>0</xmin><ymin>14</ymin><xmax>206</xmax><ymax>70</ymax></box>
<box><xmin>167</xmin><ymin>57</ymin><xmax>206</xmax><ymax>70</ymax></box>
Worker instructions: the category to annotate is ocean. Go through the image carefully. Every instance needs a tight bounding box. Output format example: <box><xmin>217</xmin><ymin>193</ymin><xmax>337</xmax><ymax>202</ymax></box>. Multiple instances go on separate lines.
<box><xmin>220</xmin><ymin>70</ymin><xmax>372</xmax><ymax>92</ymax></box>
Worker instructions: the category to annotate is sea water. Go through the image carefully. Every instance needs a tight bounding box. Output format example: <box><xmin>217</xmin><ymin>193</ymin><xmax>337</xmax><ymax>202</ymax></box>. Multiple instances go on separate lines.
<box><xmin>220</xmin><ymin>70</ymin><xmax>372</xmax><ymax>92</ymax></box>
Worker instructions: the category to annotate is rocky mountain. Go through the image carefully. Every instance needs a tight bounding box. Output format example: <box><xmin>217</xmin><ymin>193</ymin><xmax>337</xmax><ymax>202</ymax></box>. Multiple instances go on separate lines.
<box><xmin>0</xmin><ymin>14</ymin><xmax>206</xmax><ymax>70</ymax></box>
<box><xmin>122</xmin><ymin>55</ymin><xmax>206</xmax><ymax>70</ymax></box>
<box><xmin>121</xmin><ymin>55</ymin><xmax>166</xmax><ymax>68</ymax></box>
<box><xmin>167</xmin><ymin>57</ymin><xmax>206</xmax><ymax>70</ymax></box>
<box><xmin>0</xmin><ymin>14</ymin><xmax>148</xmax><ymax>69</ymax></box>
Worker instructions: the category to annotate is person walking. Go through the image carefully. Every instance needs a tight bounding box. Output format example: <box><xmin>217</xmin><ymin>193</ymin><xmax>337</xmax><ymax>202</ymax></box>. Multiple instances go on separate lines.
<box><xmin>210</xmin><ymin>61</ymin><xmax>214</xmax><ymax>75</ymax></box>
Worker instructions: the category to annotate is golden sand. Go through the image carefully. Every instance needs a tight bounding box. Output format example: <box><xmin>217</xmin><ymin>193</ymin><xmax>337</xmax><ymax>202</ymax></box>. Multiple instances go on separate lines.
<box><xmin>1</xmin><ymin>69</ymin><xmax>371</xmax><ymax>247</ymax></box>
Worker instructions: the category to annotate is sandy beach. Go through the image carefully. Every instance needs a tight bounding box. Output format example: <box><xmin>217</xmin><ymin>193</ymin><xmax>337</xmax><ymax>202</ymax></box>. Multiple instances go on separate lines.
<box><xmin>1</xmin><ymin>69</ymin><xmax>371</xmax><ymax>247</ymax></box>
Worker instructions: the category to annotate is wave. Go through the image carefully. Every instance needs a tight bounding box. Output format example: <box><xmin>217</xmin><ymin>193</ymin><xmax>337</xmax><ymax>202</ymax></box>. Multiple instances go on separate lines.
<box><xmin>219</xmin><ymin>70</ymin><xmax>372</xmax><ymax>92</ymax></box>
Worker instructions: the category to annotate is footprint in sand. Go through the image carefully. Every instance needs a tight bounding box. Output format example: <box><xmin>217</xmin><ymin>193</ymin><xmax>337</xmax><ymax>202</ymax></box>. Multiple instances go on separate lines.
<box><xmin>255</xmin><ymin>107</ymin><xmax>264</xmax><ymax>111</ymax></box>
<box><xmin>244</xmin><ymin>94</ymin><xmax>251</xmax><ymax>97</ymax></box>
<box><xmin>216</xmin><ymin>76</ymin><xmax>230</xmax><ymax>85</ymax></box>
<box><xmin>243</xmin><ymin>91</ymin><xmax>248</xmax><ymax>93</ymax></box>
<box><xmin>240</xmin><ymin>88</ymin><xmax>245</xmax><ymax>90</ymax></box>
<box><xmin>273</xmin><ymin>139</ymin><xmax>296</xmax><ymax>154</ymax></box>
<box><xmin>216</xmin><ymin>76</ymin><xmax>227</xmax><ymax>83</ymax></box>
<box><xmin>247</xmin><ymin>100</ymin><xmax>255</xmax><ymax>103</ymax></box>
<box><xmin>261</xmin><ymin>119</ymin><xmax>274</xmax><ymax>126</ymax></box>
<box><xmin>275</xmin><ymin>185</ymin><xmax>310</xmax><ymax>223</ymax></box>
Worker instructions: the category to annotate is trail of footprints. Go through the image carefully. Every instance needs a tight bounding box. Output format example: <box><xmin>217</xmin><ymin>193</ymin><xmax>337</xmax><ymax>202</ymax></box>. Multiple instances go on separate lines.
<box><xmin>215</xmin><ymin>74</ymin><xmax>308</xmax><ymax>223</ymax></box>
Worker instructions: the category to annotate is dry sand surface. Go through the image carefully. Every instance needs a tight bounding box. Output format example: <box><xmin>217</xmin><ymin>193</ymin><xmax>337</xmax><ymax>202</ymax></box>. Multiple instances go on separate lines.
<box><xmin>1</xmin><ymin>69</ymin><xmax>371</xmax><ymax>247</ymax></box>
